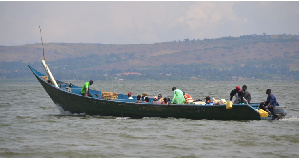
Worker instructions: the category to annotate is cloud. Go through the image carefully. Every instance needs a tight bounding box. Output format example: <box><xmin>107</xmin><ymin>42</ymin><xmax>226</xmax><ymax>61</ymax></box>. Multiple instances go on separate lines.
<box><xmin>0</xmin><ymin>1</ymin><xmax>298</xmax><ymax>46</ymax></box>
<box><xmin>176</xmin><ymin>2</ymin><xmax>243</xmax><ymax>38</ymax></box>
<box><xmin>175</xmin><ymin>1</ymin><xmax>299</xmax><ymax>39</ymax></box>
<box><xmin>232</xmin><ymin>1</ymin><xmax>299</xmax><ymax>35</ymax></box>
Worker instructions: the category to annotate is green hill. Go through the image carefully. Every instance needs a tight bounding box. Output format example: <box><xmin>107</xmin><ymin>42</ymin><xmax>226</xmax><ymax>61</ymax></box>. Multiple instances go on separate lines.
<box><xmin>0</xmin><ymin>34</ymin><xmax>298</xmax><ymax>81</ymax></box>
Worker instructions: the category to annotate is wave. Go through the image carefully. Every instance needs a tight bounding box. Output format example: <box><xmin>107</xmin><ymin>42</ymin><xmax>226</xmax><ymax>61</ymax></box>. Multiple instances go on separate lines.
<box><xmin>55</xmin><ymin>104</ymin><xmax>85</xmax><ymax>116</ymax></box>
<box><xmin>279</xmin><ymin>116</ymin><xmax>299</xmax><ymax>121</ymax></box>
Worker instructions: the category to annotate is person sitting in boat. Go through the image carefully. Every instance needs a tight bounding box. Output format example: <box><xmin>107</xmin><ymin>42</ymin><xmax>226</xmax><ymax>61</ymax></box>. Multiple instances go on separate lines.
<box><xmin>128</xmin><ymin>92</ymin><xmax>133</xmax><ymax>99</ymax></box>
<box><xmin>142</xmin><ymin>93</ymin><xmax>148</xmax><ymax>101</ymax></box>
<box><xmin>158</xmin><ymin>94</ymin><xmax>164</xmax><ymax>103</ymax></box>
<box><xmin>242</xmin><ymin>85</ymin><xmax>251</xmax><ymax>103</ymax></box>
<box><xmin>136</xmin><ymin>95</ymin><xmax>150</xmax><ymax>103</ymax></box>
<box><xmin>264</xmin><ymin>89</ymin><xmax>279</xmax><ymax>116</ymax></box>
<box><xmin>135</xmin><ymin>95</ymin><xmax>141</xmax><ymax>103</ymax></box>
<box><xmin>80</xmin><ymin>80</ymin><xmax>94</xmax><ymax>97</ymax></box>
<box><xmin>162</xmin><ymin>97</ymin><xmax>169</xmax><ymax>104</ymax></box>
<box><xmin>153</xmin><ymin>96</ymin><xmax>165</xmax><ymax>104</ymax></box>
<box><xmin>205</xmin><ymin>96</ymin><xmax>213</xmax><ymax>105</ymax></box>
<box><xmin>183</xmin><ymin>92</ymin><xmax>194</xmax><ymax>104</ymax></box>
<box><xmin>144</xmin><ymin>97</ymin><xmax>150</xmax><ymax>102</ymax></box>
<box><xmin>152</xmin><ymin>96</ymin><xmax>159</xmax><ymax>103</ymax></box>
<box><xmin>171</xmin><ymin>87</ymin><xmax>185</xmax><ymax>104</ymax></box>
<box><xmin>230</xmin><ymin>86</ymin><xmax>243</xmax><ymax>104</ymax></box>
<box><xmin>152</xmin><ymin>96</ymin><xmax>158</xmax><ymax>102</ymax></box>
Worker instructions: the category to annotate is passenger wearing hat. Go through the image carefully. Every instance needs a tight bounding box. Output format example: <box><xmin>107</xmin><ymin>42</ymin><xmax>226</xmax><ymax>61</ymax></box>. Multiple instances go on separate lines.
<box><xmin>229</xmin><ymin>86</ymin><xmax>243</xmax><ymax>104</ymax></box>
<box><xmin>81</xmin><ymin>80</ymin><xmax>94</xmax><ymax>97</ymax></box>
<box><xmin>141</xmin><ymin>93</ymin><xmax>147</xmax><ymax>101</ymax></box>
<box><xmin>128</xmin><ymin>92</ymin><xmax>133</xmax><ymax>99</ymax></box>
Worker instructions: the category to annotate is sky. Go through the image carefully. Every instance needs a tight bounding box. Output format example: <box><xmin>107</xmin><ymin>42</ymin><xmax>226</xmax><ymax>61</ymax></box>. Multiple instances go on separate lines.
<box><xmin>0</xmin><ymin>1</ymin><xmax>299</xmax><ymax>46</ymax></box>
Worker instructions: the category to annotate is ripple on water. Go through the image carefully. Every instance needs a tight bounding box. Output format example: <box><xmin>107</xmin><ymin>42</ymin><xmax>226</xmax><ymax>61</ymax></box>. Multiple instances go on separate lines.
<box><xmin>0</xmin><ymin>80</ymin><xmax>298</xmax><ymax>158</ymax></box>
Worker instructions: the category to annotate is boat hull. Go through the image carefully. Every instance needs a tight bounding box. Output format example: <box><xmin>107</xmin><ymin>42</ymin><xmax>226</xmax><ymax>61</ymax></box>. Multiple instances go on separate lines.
<box><xmin>29</xmin><ymin>65</ymin><xmax>263</xmax><ymax>120</ymax></box>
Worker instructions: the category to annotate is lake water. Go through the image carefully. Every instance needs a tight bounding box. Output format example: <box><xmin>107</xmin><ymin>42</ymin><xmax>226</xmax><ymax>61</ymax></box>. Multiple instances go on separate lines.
<box><xmin>0</xmin><ymin>79</ymin><xmax>298</xmax><ymax>158</ymax></box>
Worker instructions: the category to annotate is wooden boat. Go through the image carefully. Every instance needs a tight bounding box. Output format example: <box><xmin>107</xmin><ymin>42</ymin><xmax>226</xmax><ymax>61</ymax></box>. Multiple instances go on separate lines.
<box><xmin>28</xmin><ymin>65</ymin><xmax>286</xmax><ymax>120</ymax></box>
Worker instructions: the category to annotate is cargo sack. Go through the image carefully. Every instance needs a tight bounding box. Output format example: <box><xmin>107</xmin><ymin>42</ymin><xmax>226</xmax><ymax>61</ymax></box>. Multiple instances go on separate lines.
<box><xmin>101</xmin><ymin>92</ymin><xmax>118</xmax><ymax>100</ymax></box>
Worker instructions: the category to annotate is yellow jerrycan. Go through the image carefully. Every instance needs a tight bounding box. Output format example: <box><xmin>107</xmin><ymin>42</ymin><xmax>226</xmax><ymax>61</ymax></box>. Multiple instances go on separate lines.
<box><xmin>226</xmin><ymin>101</ymin><xmax>233</xmax><ymax>109</ymax></box>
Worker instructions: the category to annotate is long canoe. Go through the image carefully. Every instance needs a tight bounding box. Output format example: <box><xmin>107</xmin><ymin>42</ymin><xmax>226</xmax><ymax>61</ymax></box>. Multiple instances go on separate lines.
<box><xmin>29</xmin><ymin>65</ymin><xmax>281</xmax><ymax>120</ymax></box>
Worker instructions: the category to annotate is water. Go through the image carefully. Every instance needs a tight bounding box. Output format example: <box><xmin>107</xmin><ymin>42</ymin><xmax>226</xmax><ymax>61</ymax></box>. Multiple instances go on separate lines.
<box><xmin>0</xmin><ymin>79</ymin><xmax>298</xmax><ymax>158</ymax></box>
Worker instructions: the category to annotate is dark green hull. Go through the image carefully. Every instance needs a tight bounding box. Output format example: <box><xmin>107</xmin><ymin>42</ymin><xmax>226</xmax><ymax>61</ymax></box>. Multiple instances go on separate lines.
<box><xmin>29</xmin><ymin>65</ymin><xmax>263</xmax><ymax>120</ymax></box>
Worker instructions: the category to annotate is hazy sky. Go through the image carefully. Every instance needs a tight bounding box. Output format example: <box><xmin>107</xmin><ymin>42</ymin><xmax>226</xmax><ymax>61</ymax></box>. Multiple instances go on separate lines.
<box><xmin>0</xmin><ymin>1</ymin><xmax>298</xmax><ymax>46</ymax></box>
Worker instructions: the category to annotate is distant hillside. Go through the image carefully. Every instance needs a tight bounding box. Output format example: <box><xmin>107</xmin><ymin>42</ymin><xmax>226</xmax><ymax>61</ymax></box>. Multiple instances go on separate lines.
<box><xmin>0</xmin><ymin>34</ymin><xmax>298</xmax><ymax>81</ymax></box>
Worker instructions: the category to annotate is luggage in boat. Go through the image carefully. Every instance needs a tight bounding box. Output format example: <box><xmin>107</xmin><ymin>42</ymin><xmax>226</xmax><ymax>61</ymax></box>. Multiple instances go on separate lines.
<box><xmin>257</xmin><ymin>109</ymin><xmax>268</xmax><ymax>117</ymax></box>
<box><xmin>193</xmin><ymin>101</ymin><xmax>206</xmax><ymax>105</ymax></box>
<box><xmin>220</xmin><ymin>99</ymin><xmax>227</xmax><ymax>105</ymax></box>
<box><xmin>101</xmin><ymin>92</ymin><xmax>118</xmax><ymax>100</ymax></box>
<box><xmin>65</xmin><ymin>87</ymin><xmax>71</xmax><ymax>92</ymax></box>
<box><xmin>213</xmin><ymin>99</ymin><xmax>227</xmax><ymax>105</ymax></box>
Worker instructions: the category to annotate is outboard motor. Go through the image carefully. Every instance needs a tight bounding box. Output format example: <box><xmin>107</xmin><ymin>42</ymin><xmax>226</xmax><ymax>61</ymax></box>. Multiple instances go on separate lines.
<box><xmin>273</xmin><ymin>106</ymin><xmax>287</xmax><ymax>119</ymax></box>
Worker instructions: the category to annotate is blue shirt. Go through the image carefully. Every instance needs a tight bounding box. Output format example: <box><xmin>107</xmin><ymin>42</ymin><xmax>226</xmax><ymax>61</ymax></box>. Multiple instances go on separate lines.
<box><xmin>266</xmin><ymin>94</ymin><xmax>278</xmax><ymax>106</ymax></box>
